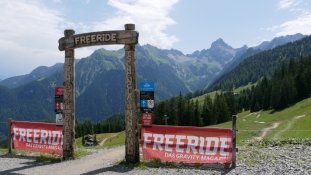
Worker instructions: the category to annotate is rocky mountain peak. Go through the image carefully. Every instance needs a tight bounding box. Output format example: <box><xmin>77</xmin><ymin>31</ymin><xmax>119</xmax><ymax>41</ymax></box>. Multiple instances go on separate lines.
<box><xmin>211</xmin><ymin>38</ymin><xmax>232</xmax><ymax>49</ymax></box>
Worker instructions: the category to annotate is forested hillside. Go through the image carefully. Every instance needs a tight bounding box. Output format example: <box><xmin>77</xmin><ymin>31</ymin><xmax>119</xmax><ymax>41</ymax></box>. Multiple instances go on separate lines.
<box><xmin>153</xmin><ymin>55</ymin><xmax>311</xmax><ymax>127</ymax></box>
<box><xmin>209</xmin><ymin>35</ymin><xmax>311</xmax><ymax>91</ymax></box>
<box><xmin>237</xmin><ymin>56</ymin><xmax>311</xmax><ymax>112</ymax></box>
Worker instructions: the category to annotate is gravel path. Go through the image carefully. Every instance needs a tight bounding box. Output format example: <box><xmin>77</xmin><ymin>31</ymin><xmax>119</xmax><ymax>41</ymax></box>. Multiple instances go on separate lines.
<box><xmin>0</xmin><ymin>143</ymin><xmax>310</xmax><ymax>175</ymax></box>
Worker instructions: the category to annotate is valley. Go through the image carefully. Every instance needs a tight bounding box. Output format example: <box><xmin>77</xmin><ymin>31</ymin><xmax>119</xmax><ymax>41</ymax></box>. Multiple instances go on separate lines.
<box><xmin>0</xmin><ymin>34</ymin><xmax>310</xmax><ymax>142</ymax></box>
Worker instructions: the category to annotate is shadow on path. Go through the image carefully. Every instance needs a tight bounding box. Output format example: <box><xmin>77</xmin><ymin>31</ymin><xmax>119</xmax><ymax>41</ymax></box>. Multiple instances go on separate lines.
<box><xmin>80</xmin><ymin>161</ymin><xmax>237</xmax><ymax>175</ymax></box>
<box><xmin>0</xmin><ymin>154</ymin><xmax>56</xmax><ymax>175</ymax></box>
<box><xmin>80</xmin><ymin>164</ymin><xmax>133</xmax><ymax>175</ymax></box>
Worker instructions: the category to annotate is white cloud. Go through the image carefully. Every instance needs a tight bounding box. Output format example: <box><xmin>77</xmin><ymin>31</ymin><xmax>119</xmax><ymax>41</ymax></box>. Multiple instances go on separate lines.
<box><xmin>278</xmin><ymin>0</ymin><xmax>300</xmax><ymax>10</ymax></box>
<box><xmin>272</xmin><ymin>12</ymin><xmax>311</xmax><ymax>36</ymax></box>
<box><xmin>0</xmin><ymin>0</ymin><xmax>180</xmax><ymax>77</ymax></box>
<box><xmin>0</xmin><ymin>0</ymin><xmax>64</xmax><ymax>77</ymax></box>
<box><xmin>269</xmin><ymin>1</ymin><xmax>311</xmax><ymax>36</ymax></box>
<box><xmin>93</xmin><ymin>0</ymin><xmax>179</xmax><ymax>49</ymax></box>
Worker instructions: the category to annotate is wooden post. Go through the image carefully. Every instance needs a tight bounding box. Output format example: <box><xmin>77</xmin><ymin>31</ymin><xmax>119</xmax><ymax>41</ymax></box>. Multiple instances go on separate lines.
<box><xmin>232</xmin><ymin>115</ymin><xmax>237</xmax><ymax>168</ymax></box>
<box><xmin>124</xmin><ymin>24</ymin><xmax>139</xmax><ymax>164</ymax></box>
<box><xmin>63</xmin><ymin>29</ymin><xmax>75</xmax><ymax>160</ymax></box>
<box><xmin>8</xmin><ymin>118</ymin><xmax>12</xmax><ymax>154</ymax></box>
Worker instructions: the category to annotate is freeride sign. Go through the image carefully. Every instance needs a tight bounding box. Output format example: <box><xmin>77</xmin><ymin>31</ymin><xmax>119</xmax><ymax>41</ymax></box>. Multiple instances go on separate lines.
<box><xmin>141</xmin><ymin>125</ymin><xmax>233</xmax><ymax>164</ymax></box>
<box><xmin>11</xmin><ymin>120</ymin><xmax>63</xmax><ymax>155</ymax></box>
<box><xmin>58</xmin><ymin>30</ymin><xmax>138</xmax><ymax>51</ymax></box>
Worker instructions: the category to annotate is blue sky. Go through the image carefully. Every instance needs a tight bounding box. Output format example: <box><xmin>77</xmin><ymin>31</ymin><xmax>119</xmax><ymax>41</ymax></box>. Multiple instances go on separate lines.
<box><xmin>1</xmin><ymin>0</ymin><xmax>311</xmax><ymax>78</ymax></box>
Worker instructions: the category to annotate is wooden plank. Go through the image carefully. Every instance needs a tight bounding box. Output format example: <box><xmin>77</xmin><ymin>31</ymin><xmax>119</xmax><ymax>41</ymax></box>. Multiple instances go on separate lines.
<box><xmin>58</xmin><ymin>30</ymin><xmax>138</xmax><ymax>51</ymax></box>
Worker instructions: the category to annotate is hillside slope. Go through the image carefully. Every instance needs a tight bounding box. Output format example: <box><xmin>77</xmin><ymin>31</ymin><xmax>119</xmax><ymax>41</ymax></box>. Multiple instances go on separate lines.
<box><xmin>209</xmin><ymin>35</ymin><xmax>311</xmax><ymax>91</ymax></box>
<box><xmin>212</xmin><ymin>97</ymin><xmax>311</xmax><ymax>144</ymax></box>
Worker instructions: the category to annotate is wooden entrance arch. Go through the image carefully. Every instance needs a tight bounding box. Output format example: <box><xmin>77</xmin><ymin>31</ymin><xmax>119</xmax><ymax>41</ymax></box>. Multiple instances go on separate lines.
<box><xmin>58</xmin><ymin>24</ymin><xmax>139</xmax><ymax>163</ymax></box>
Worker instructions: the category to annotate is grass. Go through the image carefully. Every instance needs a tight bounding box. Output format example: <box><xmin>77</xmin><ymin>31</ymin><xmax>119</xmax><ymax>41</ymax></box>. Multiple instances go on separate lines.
<box><xmin>210</xmin><ymin>97</ymin><xmax>311</xmax><ymax>144</ymax></box>
<box><xmin>35</xmin><ymin>154</ymin><xmax>62</xmax><ymax>163</ymax></box>
<box><xmin>103</xmin><ymin>131</ymin><xmax>125</xmax><ymax>148</ymax></box>
<box><xmin>192</xmin><ymin>90</ymin><xmax>221</xmax><ymax>104</ymax></box>
<box><xmin>233</xmin><ymin>82</ymin><xmax>255</xmax><ymax>93</ymax></box>
<box><xmin>75</xmin><ymin>132</ymin><xmax>123</xmax><ymax>158</ymax></box>
<box><xmin>75</xmin><ymin>148</ymin><xmax>91</xmax><ymax>159</ymax></box>
<box><xmin>0</xmin><ymin>148</ymin><xmax>7</xmax><ymax>155</ymax></box>
<box><xmin>192</xmin><ymin>83</ymin><xmax>255</xmax><ymax>104</ymax></box>
<box><xmin>75</xmin><ymin>132</ymin><xmax>118</xmax><ymax>149</ymax></box>
<box><xmin>3</xmin><ymin>149</ymin><xmax>63</xmax><ymax>163</ymax></box>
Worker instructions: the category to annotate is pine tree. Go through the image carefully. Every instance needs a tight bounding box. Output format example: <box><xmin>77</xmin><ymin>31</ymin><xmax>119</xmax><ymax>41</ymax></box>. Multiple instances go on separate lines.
<box><xmin>270</xmin><ymin>80</ymin><xmax>282</xmax><ymax>110</ymax></box>
<box><xmin>168</xmin><ymin>97</ymin><xmax>178</xmax><ymax>125</ymax></box>
<box><xmin>154</xmin><ymin>101</ymin><xmax>166</xmax><ymax>125</ymax></box>
<box><xmin>214</xmin><ymin>93</ymin><xmax>230</xmax><ymax>123</ymax></box>
<box><xmin>201</xmin><ymin>95</ymin><xmax>213</xmax><ymax>126</ymax></box>
<box><xmin>193</xmin><ymin>100</ymin><xmax>202</xmax><ymax>126</ymax></box>
<box><xmin>177</xmin><ymin>92</ymin><xmax>185</xmax><ymax>126</ymax></box>
<box><xmin>295</xmin><ymin>72</ymin><xmax>308</xmax><ymax>100</ymax></box>
<box><xmin>224</xmin><ymin>91</ymin><xmax>236</xmax><ymax>116</ymax></box>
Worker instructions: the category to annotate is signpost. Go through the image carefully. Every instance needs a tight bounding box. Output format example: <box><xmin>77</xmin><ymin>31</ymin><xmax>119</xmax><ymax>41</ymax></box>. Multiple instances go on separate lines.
<box><xmin>58</xmin><ymin>24</ymin><xmax>139</xmax><ymax>163</ymax></box>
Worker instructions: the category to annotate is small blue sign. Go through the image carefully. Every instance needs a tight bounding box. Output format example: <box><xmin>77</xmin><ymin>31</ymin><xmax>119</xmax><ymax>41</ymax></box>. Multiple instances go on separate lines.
<box><xmin>140</xmin><ymin>82</ymin><xmax>155</xmax><ymax>91</ymax></box>
<box><xmin>140</xmin><ymin>100</ymin><xmax>147</xmax><ymax>108</ymax></box>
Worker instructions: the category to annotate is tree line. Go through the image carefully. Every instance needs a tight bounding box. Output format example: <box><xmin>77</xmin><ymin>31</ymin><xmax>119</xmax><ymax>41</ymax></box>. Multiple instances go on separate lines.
<box><xmin>154</xmin><ymin>55</ymin><xmax>311</xmax><ymax>126</ymax></box>
<box><xmin>237</xmin><ymin>56</ymin><xmax>311</xmax><ymax>112</ymax></box>
<box><xmin>153</xmin><ymin>91</ymin><xmax>236</xmax><ymax>126</ymax></box>
<box><xmin>75</xmin><ymin>114</ymin><xmax>124</xmax><ymax>138</ymax></box>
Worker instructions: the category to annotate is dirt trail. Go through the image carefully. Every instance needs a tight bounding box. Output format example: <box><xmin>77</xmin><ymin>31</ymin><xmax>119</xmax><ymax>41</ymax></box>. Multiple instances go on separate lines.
<box><xmin>272</xmin><ymin>114</ymin><xmax>306</xmax><ymax>139</ymax></box>
<box><xmin>294</xmin><ymin>114</ymin><xmax>305</xmax><ymax>119</ymax></box>
<box><xmin>16</xmin><ymin>146</ymin><xmax>125</xmax><ymax>175</ymax></box>
<box><xmin>253</xmin><ymin>122</ymin><xmax>280</xmax><ymax>141</ymax></box>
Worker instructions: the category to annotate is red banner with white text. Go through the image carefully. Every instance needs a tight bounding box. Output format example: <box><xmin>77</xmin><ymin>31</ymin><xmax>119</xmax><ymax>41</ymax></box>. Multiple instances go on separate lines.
<box><xmin>11</xmin><ymin>120</ymin><xmax>63</xmax><ymax>155</ymax></box>
<box><xmin>141</xmin><ymin>125</ymin><xmax>232</xmax><ymax>164</ymax></box>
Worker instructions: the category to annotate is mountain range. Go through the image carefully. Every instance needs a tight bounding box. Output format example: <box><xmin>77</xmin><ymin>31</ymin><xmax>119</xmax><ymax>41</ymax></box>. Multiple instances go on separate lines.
<box><xmin>209</xmin><ymin>34</ymin><xmax>311</xmax><ymax>91</ymax></box>
<box><xmin>0</xmin><ymin>33</ymin><xmax>307</xmax><ymax>129</ymax></box>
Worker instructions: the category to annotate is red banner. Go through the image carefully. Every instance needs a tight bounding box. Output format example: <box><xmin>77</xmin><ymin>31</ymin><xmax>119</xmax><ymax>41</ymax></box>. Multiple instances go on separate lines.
<box><xmin>11</xmin><ymin>121</ymin><xmax>63</xmax><ymax>155</ymax></box>
<box><xmin>141</xmin><ymin>125</ymin><xmax>232</xmax><ymax>164</ymax></box>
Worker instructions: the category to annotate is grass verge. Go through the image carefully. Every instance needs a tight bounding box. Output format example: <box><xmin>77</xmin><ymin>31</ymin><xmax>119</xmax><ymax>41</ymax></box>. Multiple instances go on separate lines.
<box><xmin>210</xmin><ymin>97</ymin><xmax>311</xmax><ymax>144</ymax></box>
<box><xmin>0</xmin><ymin>148</ymin><xmax>7</xmax><ymax>155</ymax></box>
<box><xmin>103</xmin><ymin>131</ymin><xmax>125</xmax><ymax>148</ymax></box>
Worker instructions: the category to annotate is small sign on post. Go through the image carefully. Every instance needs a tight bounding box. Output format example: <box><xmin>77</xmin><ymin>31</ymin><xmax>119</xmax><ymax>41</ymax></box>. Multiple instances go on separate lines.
<box><xmin>139</xmin><ymin>82</ymin><xmax>155</xmax><ymax>112</ymax></box>
<box><xmin>140</xmin><ymin>82</ymin><xmax>155</xmax><ymax>127</ymax></box>
<box><xmin>55</xmin><ymin>87</ymin><xmax>64</xmax><ymax>125</ymax></box>
<box><xmin>141</xmin><ymin>112</ymin><xmax>153</xmax><ymax>127</ymax></box>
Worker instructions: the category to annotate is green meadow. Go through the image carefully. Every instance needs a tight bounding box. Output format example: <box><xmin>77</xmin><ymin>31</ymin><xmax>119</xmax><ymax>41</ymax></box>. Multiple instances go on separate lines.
<box><xmin>210</xmin><ymin>97</ymin><xmax>311</xmax><ymax>144</ymax></box>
